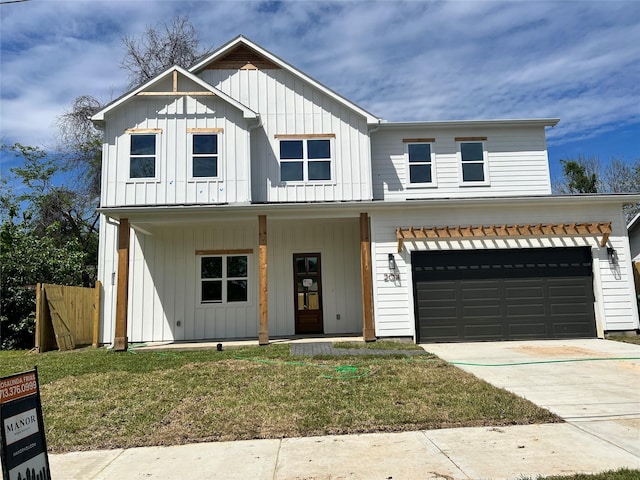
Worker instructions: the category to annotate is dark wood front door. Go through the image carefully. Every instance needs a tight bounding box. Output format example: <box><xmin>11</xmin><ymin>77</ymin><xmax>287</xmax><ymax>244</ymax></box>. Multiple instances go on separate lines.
<box><xmin>294</xmin><ymin>253</ymin><xmax>324</xmax><ymax>334</ymax></box>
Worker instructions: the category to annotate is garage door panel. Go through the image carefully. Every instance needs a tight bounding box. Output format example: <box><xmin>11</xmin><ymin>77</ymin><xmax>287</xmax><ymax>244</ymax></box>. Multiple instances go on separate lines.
<box><xmin>413</xmin><ymin>247</ymin><xmax>596</xmax><ymax>342</ymax></box>
<box><xmin>505</xmin><ymin>286</ymin><xmax>545</xmax><ymax>299</ymax></box>
<box><xmin>461</xmin><ymin>287</ymin><xmax>500</xmax><ymax>300</ymax></box>
<box><xmin>462</xmin><ymin>305</ymin><xmax>502</xmax><ymax>317</ymax></box>
<box><xmin>552</xmin><ymin>322</ymin><xmax>596</xmax><ymax>336</ymax></box>
<box><xmin>508</xmin><ymin>323</ymin><xmax>547</xmax><ymax>337</ymax></box>
<box><xmin>507</xmin><ymin>304</ymin><xmax>546</xmax><ymax>316</ymax></box>
<box><xmin>418</xmin><ymin>306</ymin><xmax>458</xmax><ymax>319</ymax></box>
<box><xmin>548</xmin><ymin>284</ymin><xmax>590</xmax><ymax>297</ymax></box>
<box><xmin>464</xmin><ymin>324</ymin><xmax>503</xmax><ymax>338</ymax></box>
<box><xmin>418</xmin><ymin>287</ymin><xmax>457</xmax><ymax>301</ymax></box>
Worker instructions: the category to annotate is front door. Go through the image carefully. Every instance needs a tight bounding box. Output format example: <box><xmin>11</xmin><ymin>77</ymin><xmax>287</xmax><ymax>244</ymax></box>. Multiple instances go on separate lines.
<box><xmin>293</xmin><ymin>253</ymin><xmax>324</xmax><ymax>334</ymax></box>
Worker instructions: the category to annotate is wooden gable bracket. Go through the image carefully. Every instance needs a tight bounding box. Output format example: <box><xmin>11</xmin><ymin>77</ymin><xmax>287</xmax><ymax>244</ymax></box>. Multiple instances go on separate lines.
<box><xmin>396</xmin><ymin>222</ymin><xmax>612</xmax><ymax>252</ymax></box>
<box><xmin>136</xmin><ymin>70</ymin><xmax>216</xmax><ymax>97</ymax></box>
<box><xmin>137</xmin><ymin>91</ymin><xmax>216</xmax><ymax>96</ymax></box>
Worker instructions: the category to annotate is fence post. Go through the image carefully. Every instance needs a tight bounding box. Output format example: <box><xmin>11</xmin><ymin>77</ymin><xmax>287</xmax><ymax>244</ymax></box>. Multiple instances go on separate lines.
<box><xmin>93</xmin><ymin>280</ymin><xmax>101</xmax><ymax>348</ymax></box>
<box><xmin>35</xmin><ymin>283</ymin><xmax>43</xmax><ymax>353</ymax></box>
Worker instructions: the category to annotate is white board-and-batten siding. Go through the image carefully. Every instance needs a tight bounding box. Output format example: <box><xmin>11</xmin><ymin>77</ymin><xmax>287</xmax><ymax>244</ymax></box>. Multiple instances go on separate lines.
<box><xmin>100</xmin><ymin>93</ymin><xmax>251</xmax><ymax>208</ymax></box>
<box><xmin>98</xmin><ymin>216</ymin><xmax>363</xmax><ymax>344</ymax></box>
<box><xmin>370</xmin><ymin>126</ymin><xmax>552</xmax><ymax>201</ymax></box>
<box><xmin>370</xmin><ymin>202</ymin><xmax>639</xmax><ymax>338</ymax></box>
<box><xmin>198</xmin><ymin>68</ymin><xmax>373</xmax><ymax>203</ymax></box>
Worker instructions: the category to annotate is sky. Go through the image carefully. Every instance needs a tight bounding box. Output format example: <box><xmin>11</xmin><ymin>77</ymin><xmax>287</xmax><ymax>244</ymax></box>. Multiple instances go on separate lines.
<box><xmin>1</xmin><ymin>0</ymin><xmax>639</xmax><ymax>183</ymax></box>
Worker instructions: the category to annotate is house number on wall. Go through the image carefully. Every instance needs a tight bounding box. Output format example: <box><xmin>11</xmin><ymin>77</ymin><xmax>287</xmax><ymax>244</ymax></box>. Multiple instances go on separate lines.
<box><xmin>384</xmin><ymin>273</ymin><xmax>399</xmax><ymax>282</ymax></box>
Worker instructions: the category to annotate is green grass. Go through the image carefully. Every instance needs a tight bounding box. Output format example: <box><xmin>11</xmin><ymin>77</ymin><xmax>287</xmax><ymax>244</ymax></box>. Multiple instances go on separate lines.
<box><xmin>0</xmin><ymin>345</ymin><xmax>560</xmax><ymax>453</ymax></box>
<box><xmin>608</xmin><ymin>335</ymin><xmax>640</xmax><ymax>345</ymax></box>
<box><xmin>519</xmin><ymin>468</ymin><xmax>640</xmax><ymax>480</ymax></box>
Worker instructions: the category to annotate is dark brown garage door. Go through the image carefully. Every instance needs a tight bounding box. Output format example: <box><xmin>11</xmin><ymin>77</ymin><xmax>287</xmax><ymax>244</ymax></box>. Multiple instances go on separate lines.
<box><xmin>413</xmin><ymin>247</ymin><xmax>596</xmax><ymax>342</ymax></box>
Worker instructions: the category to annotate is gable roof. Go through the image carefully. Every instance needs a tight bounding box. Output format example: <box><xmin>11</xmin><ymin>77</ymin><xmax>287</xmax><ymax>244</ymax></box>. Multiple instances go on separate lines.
<box><xmin>190</xmin><ymin>35</ymin><xmax>381</xmax><ymax>125</ymax></box>
<box><xmin>91</xmin><ymin>65</ymin><xmax>258</xmax><ymax>124</ymax></box>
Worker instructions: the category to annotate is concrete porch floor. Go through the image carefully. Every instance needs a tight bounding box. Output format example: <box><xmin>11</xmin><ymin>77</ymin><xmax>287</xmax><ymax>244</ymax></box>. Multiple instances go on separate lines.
<box><xmin>128</xmin><ymin>334</ymin><xmax>366</xmax><ymax>352</ymax></box>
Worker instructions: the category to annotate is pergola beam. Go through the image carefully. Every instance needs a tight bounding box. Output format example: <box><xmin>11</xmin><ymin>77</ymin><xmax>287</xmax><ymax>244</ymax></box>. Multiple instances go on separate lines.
<box><xmin>396</xmin><ymin>222</ymin><xmax>612</xmax><ymax>252</ymax></box>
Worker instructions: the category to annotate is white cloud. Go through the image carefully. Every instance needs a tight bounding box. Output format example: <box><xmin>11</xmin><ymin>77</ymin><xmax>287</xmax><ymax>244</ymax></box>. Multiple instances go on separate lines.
<box><xmin>1</xmin><ymin>0</ymin><xmax>639</xmax><ymax>155</ymax></box>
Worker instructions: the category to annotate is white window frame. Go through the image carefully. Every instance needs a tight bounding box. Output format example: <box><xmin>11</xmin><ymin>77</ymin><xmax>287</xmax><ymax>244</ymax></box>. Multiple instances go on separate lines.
<box><xmin>277</xmin><ymin>136</ymin><xmax>335</xmax><ymax>184</ymax></box>
<box><xmin>127</xmin><ymin>129</ymin><xmax>161</xmax><ymax>182</ymax></box>
<box><xmin>405</xmin><ymin>141</ymin><xmax>436</xmax><ymax>187</ymax></box>
<box><xmin>197</xmin><ymin>254</ymin><xmax>250</xmax><ymax>305</ymax></box>
<box><xmin>188</xmin><ymin>129</ymin><xmax>223</xmax><ymax>181</ymax></box>
<box><xmin>457</xmin><ymin>140</ymin><xmax>489</xmax><ymax>186</ymax></box>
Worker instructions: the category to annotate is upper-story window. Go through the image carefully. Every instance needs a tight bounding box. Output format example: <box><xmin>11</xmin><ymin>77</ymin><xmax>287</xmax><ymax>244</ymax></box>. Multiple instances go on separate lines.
<box><xmin>129</xmin><ymin>131</ymin><xmax>160</xmax><ymax>179</ymax></box>
<box><xmin>199</xmin><ymin>254</ymin><xmax>249</xmax><ymax>304</ymax></box>
<box><xmin>457</xmin><ymin>138</ymin><xmax>488</xmax><ymax>185</ymax></box>
<box><xmin>404</xmin><ymin>138</ymin><xmax>435</xmax><ymax>186</ymax></box>
<box><xmin>278</xmin><ymin>135</ymin><xmax>334</xmax><ymax>182</ymax></box>
<box><xmin>192</xmin><ymin>134</ymin><xmax>219</xmax><ymax>178</ymax></box>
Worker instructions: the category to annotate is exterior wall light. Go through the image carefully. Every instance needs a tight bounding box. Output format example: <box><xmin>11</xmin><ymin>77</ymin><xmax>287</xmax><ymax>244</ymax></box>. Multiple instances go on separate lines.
<box><xmin>388</xmin><ymin>253</ymin><xmax>396</xmax><ymax>271</ymax></box>
<box><xmin>607</xmin><ymin>247</ymin><xmax>618</xmax><ymax>265</ymax></box>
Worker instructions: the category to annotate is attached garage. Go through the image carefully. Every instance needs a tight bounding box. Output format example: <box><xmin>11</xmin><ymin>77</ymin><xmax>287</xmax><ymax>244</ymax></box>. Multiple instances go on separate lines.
<box><xmin>413</xmin><ymin>247</ymin><xmax>597</xmax><ymax>342</ymax></box>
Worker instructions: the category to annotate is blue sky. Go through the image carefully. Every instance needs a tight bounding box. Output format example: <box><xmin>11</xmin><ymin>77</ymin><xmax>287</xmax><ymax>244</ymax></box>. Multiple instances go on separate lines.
<box><xmin>1</xmin><ymin>0</ymin><xmax>639</xmax><ymax>183</ymax></box>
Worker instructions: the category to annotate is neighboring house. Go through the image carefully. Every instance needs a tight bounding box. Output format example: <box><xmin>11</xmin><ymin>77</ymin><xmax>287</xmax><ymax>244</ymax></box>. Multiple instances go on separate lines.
<box><xmin>92</xmin><ymin>36</ymin><xmax>640</xmax><ymax>350</ymax></box>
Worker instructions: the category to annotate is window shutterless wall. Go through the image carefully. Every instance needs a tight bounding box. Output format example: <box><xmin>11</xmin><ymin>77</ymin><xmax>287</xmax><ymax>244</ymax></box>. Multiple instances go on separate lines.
<box><xmin>370</xmin><ymin>126</ymin><xmax>552</xmax><ymax>201</ymax></box>
<box><xmin>101</xmin><ymin>96</ymin><xmax>252</xmax><ymax>207</ymax></box>
<box><xmin>198</xmin><ymin>67</ymin><xmax>374</xmax><ymax>203</ymax></box>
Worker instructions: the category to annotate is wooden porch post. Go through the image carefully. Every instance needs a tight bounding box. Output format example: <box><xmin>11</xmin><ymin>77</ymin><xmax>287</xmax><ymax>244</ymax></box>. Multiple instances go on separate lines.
<box><xmin>258</xmin><ymin>215</ymin><xmax>269</xmax><ymax>345</ymax></box>
<box><xmin>114</xmin><ymin>218</ymin><xmax>130</xmax><ymax>351</ymax></box>
<box><xmin>360</xmin><ymin>213</ymin><xmax>376</xmax><ymax>341</ymax></box>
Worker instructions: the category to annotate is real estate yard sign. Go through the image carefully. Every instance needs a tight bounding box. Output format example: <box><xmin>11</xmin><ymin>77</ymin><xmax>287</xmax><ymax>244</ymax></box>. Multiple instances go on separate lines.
<box><xmin>0</xmin><ymin>369</ymin><xmax>50</xmax><ymax>480</ymax></box>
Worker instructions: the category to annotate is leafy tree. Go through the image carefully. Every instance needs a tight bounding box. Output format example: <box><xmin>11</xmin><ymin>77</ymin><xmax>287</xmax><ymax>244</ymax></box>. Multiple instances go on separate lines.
<box><xmin>554</xmin><ymin>156</ymin><xmax>640</xmax><ymax>221</ymax></box>
<box><xmin>0</xmin><ymin>144</ymin><xmax>98</xmax><ymax>349</ymax></box>
<box><xmin>120</xmin><ymin>15</ymin><xmax>212</xmax><ymax>88</ymax></box>
<box><xmin>559</xmin><ymin>158</ymin><xmax>598</xmax><ymax>193</ymax></box>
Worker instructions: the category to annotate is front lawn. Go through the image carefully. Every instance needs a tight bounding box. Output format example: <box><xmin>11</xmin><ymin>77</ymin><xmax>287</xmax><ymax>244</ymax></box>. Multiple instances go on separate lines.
<box><xmin>521</xmin><ymin>469</ymin><xmax>640</xmax><ymax>480</ymax></box>
<box><xmin>608</xmin><ymin>335</ymin><xmax>640</xmax><ymax>345</ymax></box>
<box><xmin>0</xmin><ymin>344</ymin><xmax>559</xmax><ymax>453</ymax></box>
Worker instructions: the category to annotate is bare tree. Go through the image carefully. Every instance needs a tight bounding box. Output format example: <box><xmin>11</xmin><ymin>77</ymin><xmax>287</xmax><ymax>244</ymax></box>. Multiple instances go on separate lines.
<box><xmin>120</xmin><ymin>15</ymin><xmax>212</xmax><ymax>88</ymax></box>
<box><xmin>56</xmin><ymin>95</ymin><xmax>104</xmax><ymax>199</ymax></box>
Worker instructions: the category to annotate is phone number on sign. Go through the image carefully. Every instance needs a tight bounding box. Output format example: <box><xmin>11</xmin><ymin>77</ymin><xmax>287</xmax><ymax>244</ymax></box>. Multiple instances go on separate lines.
<box><xmin>0</xmin><ymin>374</ymin><xmax>38</xmax><ymax>403</ymax></box>
<box><xmin>1</xmin><ymin>381</ymin><xmax>37</xmax><ymax>399</ymax></box>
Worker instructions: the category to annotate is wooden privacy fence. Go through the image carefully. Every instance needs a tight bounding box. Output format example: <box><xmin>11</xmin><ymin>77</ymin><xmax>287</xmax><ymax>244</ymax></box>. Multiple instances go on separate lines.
<box><xmin>633</xmin><ymin>262</ymin><xmax>640</xmax><ymax>298</ymax></box>
<box><xmin>35</xmin><ymin>282</ymin><xmax>101</xmax><ymax>352</ymax></box>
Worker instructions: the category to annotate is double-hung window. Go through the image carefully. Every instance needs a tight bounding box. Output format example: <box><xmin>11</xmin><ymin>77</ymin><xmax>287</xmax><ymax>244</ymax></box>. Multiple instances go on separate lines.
<box><xmin>129</xmin><ymin>131</ymin><xmax>160</xmax><ymax>179</ymax></box>
<box><xmin>458</xmin><ymin>138</ymin><xmax>488</xmax><ymax>185</ymax></box>
<box><xmin>278</xmin><ymin>136</ymin><xmax>333</xmax><ymax>182</ymax></box>
<box><xmin>192</xmin><ymin>133</ymin><xmax>219</xmax><ymax>178</ymax></box>
<box><xmin>200</xmin><ymin>255</ymin><xmax>248</xmax><ymax>304</ymax></box>
<box><xmin>404</xmin><ymin>139</ymin><xmax>435</xmax><ymax>186</ymax></box>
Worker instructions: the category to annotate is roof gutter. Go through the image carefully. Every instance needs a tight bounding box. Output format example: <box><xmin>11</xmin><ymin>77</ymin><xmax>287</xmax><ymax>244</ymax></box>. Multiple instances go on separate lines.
<box><xmin>98</xmin><ymin>193</ymin><xmax>640</xmax><ymax>220</ymax></box>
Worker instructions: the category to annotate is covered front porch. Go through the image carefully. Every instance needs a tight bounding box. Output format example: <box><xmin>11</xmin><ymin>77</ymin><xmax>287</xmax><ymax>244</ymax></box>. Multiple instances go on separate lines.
<box><xmin>99</xmin><ymin>204</ymin><xmax>375</xmax><ymax>350</ymax></box>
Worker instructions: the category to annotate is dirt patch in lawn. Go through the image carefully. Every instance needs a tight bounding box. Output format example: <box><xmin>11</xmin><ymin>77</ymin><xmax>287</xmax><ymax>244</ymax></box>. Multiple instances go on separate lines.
<box><xmin>509</xmin><ymin>345</ymin><xmax>607</xmax><ymax>359</ymax></box>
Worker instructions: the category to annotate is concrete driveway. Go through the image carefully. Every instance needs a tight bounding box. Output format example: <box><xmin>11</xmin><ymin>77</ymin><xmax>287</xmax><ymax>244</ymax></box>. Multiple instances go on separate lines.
<box><xmin>422</xmin><ymin>338</ymin><xmax>640</xmax><ymax>458</ymax></box>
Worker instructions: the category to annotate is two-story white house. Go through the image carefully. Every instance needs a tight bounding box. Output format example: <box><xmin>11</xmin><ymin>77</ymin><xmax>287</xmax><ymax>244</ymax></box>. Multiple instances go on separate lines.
<box><xmin>92</xmin><ymin>36</ymin><xmax>639</xmax><ymax>350</ymax></box>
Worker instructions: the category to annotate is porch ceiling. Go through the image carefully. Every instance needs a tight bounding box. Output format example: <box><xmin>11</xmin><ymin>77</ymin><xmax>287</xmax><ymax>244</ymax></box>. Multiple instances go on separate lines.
<box><xmin>396</xmin><ymin>222</ymin><xmax>612</xmax><ymax>253</ymax></box>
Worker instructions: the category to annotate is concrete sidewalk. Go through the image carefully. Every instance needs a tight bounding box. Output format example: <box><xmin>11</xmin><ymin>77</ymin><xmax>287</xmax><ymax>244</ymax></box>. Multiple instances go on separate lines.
<box><xmin>49</xmin><ymin>423</ymin><xmax>639</xmax><ymax>480</ymax></box>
